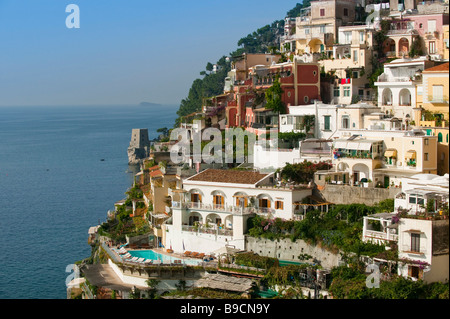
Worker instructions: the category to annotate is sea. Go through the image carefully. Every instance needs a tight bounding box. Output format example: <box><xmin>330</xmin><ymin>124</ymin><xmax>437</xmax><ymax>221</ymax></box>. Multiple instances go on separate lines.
<box><xmin>0</xmin><ymin>104</ymin><xmax>178</xmax><ymax>299</ymax></box>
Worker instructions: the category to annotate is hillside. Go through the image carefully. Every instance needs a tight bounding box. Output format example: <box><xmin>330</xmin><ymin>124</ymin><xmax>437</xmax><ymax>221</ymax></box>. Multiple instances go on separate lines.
<box><xmin>173</xmin><ymin>2</ymin><xmax>310</xmax><ymax>127</ymax></box>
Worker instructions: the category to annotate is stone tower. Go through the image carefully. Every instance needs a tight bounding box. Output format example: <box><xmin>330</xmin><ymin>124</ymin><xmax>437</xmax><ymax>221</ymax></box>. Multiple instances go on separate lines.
<box><xmin>127</xmin><ymin>129</ymin><xmax>150</xmax><ymax>165</ymax></box>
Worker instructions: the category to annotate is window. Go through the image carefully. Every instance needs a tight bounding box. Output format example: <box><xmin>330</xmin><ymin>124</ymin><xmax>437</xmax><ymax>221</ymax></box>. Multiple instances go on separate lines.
<box><xmin>344</xmin><ymin>32</ymin><xmax>351</xmax><ymax>44</ymax></box>
<box><xmin>333</xmin><ymin>87</ymin><xmax>340</xmax><ymax>97</ymax></box>
<box><xmin>287</xmin><ymin>116</ymin><xmax>293</xmax><ymax>125</ymax></box>
<box><xmin>425</xmin><ymin>138</ymin><xmax>429</xmax><ymax>145</ymax></box>
<box><xmin>320</xmin><ymin>8</ymin><xmax>325</xmax><ymax>16</ymax></box>
<box><xmin>275</xmin><ymin>201</ymin><xmax>284</xmax><ymax>210</ymax></box>
<box><xmin>424</xmin><ymin>153</ymin><xmax>429</xmax><ymax>161</ymax></box>
<box><xmin>342</xmin><ymin>116</ymin><xmax>350</xmax><ymax>129</ymax></box>
<box><xmin>343</xmin><ymin>8</ymin><xmax>348</xmax><ymax>16</ymax></box>
<box><xmin>353</xmin><ymin>71</ymin><xmax>359</xmax><ymax>79</ymax></box>
<box><xmin>353</xmin><ymin>50</ymin><xmax>358</xmax><ymax>62</ymax></box>
<box><xmin>427</xmin><ymin>20</ymin><xmax>436</xmax><ymax>33</ymax></box>
<box><xmin>235</xmin><ymin>197</ymin><xmax>248</xmax><ymax>207</ymax></box>
<box><xmin>213</xmin><ymin>195</ymin><xmax>224</xmax><ymax>208</ymax></box>
<box><xmin>411</xmin><ymin>233</ymin><xmax>420</xmax><ymax>253</ymax></box>
<box><xmin>344</xmin><ymin>86</ymin><xmax>350</xmax><ymax>97</ymax></box>
<box><xmin>305</xmin><ymin>28</ymin><xmax>310</xmax><ymax>35</ymax></box>
<box><xmin>419</xmin><ymin>23</ymin><xmax>423</xmax><ymax>29</ymax></box>
<box><xmin>304</xmin><ymin>96</ymin><xmax>309</xmax><ymax>103</ymax></box>
<box><xmin>191</xmin><ymin>193</ymin><xmax>202</xmax><ymax>203</ymax></box>
<box><xmin>359</xmin><ymin>31</ymin><xmax>364</xmax><ymax>44</ymax></box>
<box><xmin>438</xmin><ymin>132</ymin><xmax>443</xmax><ymax>142</ymax></box>
<box><xmin>409</xmin><ymin>194</ymin><xmax>425</xmax><ymax>205</ymax></box>
<box><xmin>259</xmin><ymin>198</ymin><xmax>271</xmax><ymax>208</ymax></box>
<box><xmin>432</xmin><ymin>85</ymin><xmax>443</xmax><ymax>102</ymax></box>
<box><xmin>320</xmin><ymin>25</ymin><xmax>326</xmax><ymax>34</ymax></box>
<box><xmin>429</xmin><ymin>41</ymin><xmax>436</xmax><ymax>54</ymax></box>
<box><xmin>324</xmin><ymin>115</ymin><xmax>331</xmax><ymax>130</ymax></box>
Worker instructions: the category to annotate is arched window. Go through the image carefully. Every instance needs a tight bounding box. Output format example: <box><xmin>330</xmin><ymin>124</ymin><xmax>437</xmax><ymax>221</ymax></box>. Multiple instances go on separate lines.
<box><xmin>438</xmin><ymin>132</ymin><xmax>443</xmax><ymax>142</ymax></box>
<box><xmin>447</xmin><ymin>134</ymin><xmax>449</xmax><ymax>143</ymax></box>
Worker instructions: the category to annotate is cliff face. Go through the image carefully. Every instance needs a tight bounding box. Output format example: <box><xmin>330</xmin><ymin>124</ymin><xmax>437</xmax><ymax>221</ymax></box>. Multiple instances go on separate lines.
<box><xmin>127</xmin><ymin>128</ymin><xmax>150</xmax><ymax>165</ymax></box>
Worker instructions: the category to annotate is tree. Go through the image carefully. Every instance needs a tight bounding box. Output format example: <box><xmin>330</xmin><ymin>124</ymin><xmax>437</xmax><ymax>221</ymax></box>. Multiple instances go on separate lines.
<box><xmin>265</xmin><ymin>76</ymin><xmax>286</xmax><ymax>114</ymax></box>
<box><xmin>409</xmin><ymin>36</ymin><xmax>424</xmax><ymax>58</ymax></box>
<box><xmin>280</xmin><ymin>160</ymin><xmax>332</xmax><ymax>184</ymax></box>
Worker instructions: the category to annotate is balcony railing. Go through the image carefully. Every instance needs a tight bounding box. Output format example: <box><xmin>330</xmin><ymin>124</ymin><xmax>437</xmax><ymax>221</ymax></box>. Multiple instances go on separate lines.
<box><xmin>172</xmin><ymin>201</ymin><xmax>275</xmax><ymax>215</ymax></box>
<box><xmin>428</xmin><ymin>95</ymin><xmax>449</xmax><ymax>104</ymax></box>
<box><xmin>387</xmin><ymin>29</ymin><xmax>417</xmax><ymax>35</ymax></box>
<box><xmin>365</xmin><ymin>230</ymin><xmax>399</xmax><ymax>242</ymax></box>
<box><xmin>301</xmin><ymin>148</ymin><xmax>332</xmax><ymax>155</ymax></box>
<box><xmin>182</xmin><ymin>225</ymin><xmax>233</xmax><ymax>236</ymax></box>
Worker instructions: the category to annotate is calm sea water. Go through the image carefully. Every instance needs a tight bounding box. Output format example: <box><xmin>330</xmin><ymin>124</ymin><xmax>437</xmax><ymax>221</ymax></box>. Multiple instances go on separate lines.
<box><xmin>0</xmin><ymin>104</ymin><xmax>178</xmax><ymax>299</ymax></box>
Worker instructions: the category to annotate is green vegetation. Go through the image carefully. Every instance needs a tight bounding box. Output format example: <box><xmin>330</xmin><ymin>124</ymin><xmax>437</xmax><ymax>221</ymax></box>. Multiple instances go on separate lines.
<box><xmin>247</xmin><ymin>203</ymin><xmax>389</xmax><ymax>257</ymax></box>
<box><xmin>175</xmin><ymin>56</ymin><xmax>231</xmax><ymax>126</ymax></box>
<box><xmin>264</xmin><ymin>76</ymin><xmax>286</xmax><ymax>114</ymax></box>
<box><xmin>174</xmin><ymin>3</ymin><xmax>309</xmax><ymax>126</ymax></box>
<box><xmin>279</xmin><ymin>160</ymin><xmax>332</xmax><ymax>184</ymax></box>
<box><xmin>97</xmin><ymin>186</ymin><xmax>150</xmax><ymax>242</ymax></box>
<box><xmin>234</xmin><ymin>252</ymin><xmax>279</xmax><ymax>269</ymax></box>
<box><xmin>329</xmin><ymin>265</ymin><xmax>449</xmax><ymax>299</ymax></box>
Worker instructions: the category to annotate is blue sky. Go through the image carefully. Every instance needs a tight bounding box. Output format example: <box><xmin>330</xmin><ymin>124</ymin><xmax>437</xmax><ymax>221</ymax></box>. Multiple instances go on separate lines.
<box><xmin>0</xmin><ymin>0</ymin><xmax>298</xmax><ymax>106</ymax></box>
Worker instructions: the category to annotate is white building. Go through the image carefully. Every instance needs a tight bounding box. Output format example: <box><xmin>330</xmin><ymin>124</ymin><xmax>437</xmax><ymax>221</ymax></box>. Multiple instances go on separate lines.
<box><xmin>253</xmin><ymin>102</ymin><xmax>380</xmax><ymax>170</ymax></box>
<box><xmin>394</xmin><ymin>173</ymin><xmax>449</xmax><ymax>215</ymax></box>
<box><xmin>374</xmin><ymin>57</ymin><xmax>435</xmax><ymax>120</ymax></box>
<box><xmin>362</xmin><ymin>173</ymin><xmax>449</xmax><ymax>283</ymax></box>
<box><xmin>163</xmin><ymin>169</ymin><xmax>312</xmax><ymax>254</ymax></box>
<box><xmin>397</xmin><ymin>217</ymin><xmax>449</xmax><ymax>283</ymax></box>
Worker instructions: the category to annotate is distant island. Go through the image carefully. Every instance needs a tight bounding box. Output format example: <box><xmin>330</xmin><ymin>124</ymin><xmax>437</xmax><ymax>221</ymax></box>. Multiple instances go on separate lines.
<box><xmin>139</xmin><ymin>102</ymin><xmax>161</xmax><ymax>107</ymax></box>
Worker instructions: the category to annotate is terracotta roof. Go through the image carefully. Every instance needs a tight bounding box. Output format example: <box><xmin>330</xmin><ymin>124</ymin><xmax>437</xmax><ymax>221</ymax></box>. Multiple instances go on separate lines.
<box><xmin>187</xmin><ymin>169</ymin><xmax>268</xmax><ymax>184</ymax></box>
<box><xmin>423</xmin><ymin>62</ymin><xmax>449</xmax><ymax>73</ymax></box>
<box><xmin>149</xmin><ymin>169</ymin><xmax>163</xmax><ymax>177</ymax></box>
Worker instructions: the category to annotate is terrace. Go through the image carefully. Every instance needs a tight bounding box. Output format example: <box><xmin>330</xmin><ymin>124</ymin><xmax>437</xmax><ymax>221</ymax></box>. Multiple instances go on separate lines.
<box><xmin>362</xmin><ymin>212</ymin><xmax>399</xmax><ymax>245</ymax></box>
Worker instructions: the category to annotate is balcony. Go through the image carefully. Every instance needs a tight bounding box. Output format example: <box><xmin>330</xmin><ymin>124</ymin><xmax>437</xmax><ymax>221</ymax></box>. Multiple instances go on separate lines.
<box><xmin>365</xmin><ymin>230</ymin><xmax>398</xmax><ymax>242</ymax></box>
<box><xmin>171</xmin><ymin>201</ymin><xmax>275</xmax><ymax>216</ymax></box>
<box><xmin>181</xmin><ymin>225</ymin><xmax>233</xmax><ymax>236</ymax></box>
<box><xmin>428</xmin><ymin>95</ymin><xmax>449</xmax><ymax>104</ymax></box>
<box><xmin>377</xmin><ymin>74</ymin><xmax>414</xmax><ymax>82</ymax></box>
<box><xmin>387</xmin><ymin>29</ymin><xmax>418</xmax><ymax>36</ymax></box>
<box><xmin>401</xmin><ymin>245</ymin><xmax>426</xmax><ymax>255</ymax></box>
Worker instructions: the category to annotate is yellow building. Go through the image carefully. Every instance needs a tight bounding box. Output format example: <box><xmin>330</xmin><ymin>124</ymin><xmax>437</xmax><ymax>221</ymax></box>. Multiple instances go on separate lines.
<box><xmin>421</xmin><ymin>62</ymin><xmax>449</xmax><ymax>121</ymax></box>
<box><xmin>419</xmin><ymin>121</ymin><xmax>449</xmax><ymax>175</ymax></box>
<box><xmin>295</xmin><ymin>0</ymin><xmax>362</xmax><ymax>55</ymax></box>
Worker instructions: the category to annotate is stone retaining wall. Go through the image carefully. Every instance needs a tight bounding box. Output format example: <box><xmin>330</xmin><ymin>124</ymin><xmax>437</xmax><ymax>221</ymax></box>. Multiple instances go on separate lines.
<box><xmin>245</xmin><ymin>236</ymin><xmax>342</xmax><ymax>270</ymax></box>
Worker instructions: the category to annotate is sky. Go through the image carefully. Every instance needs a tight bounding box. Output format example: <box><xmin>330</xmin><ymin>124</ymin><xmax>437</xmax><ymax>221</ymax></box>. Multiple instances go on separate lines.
<box><xmin>0</xmin><ymin>0</ymin><xmax>299</xmax><ymax>107</ymax></box>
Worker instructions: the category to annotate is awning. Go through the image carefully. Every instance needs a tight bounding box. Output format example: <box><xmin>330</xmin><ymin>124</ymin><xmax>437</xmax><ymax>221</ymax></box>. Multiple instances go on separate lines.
<box><xmin>334</xmin><ymin>141</ymin><xmax>347</xmax><ymax>149</ymax></box>
<box><xmin>404</xmin><ymin>229</ymin><xmax>424</xmax><ymax>234</ymax></box>
<box><xmin>357</xmin><ymin>142</ymin><xmax>372</xmax><ymax>151</ymax></box>
<box><xmin>347</xmin><ymin>142</ymin><xmax>360</xmax><ymax>150</ymax></box>
<box><xmin>405</xmin><ymin>150</ymin><xmax>416</xmax><ymax>159</ymax></box>
<box><xmin>384</xmin><ymin>149</ymin><xmax>397</xmax><ymax>158</ymax></box>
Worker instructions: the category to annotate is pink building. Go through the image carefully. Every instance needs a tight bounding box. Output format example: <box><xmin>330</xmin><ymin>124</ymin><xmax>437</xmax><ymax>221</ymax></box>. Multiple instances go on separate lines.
<box><xmin>383</xmin><ymin>13</ymin><xmax>449</xmax><ymax>58</ymax></box>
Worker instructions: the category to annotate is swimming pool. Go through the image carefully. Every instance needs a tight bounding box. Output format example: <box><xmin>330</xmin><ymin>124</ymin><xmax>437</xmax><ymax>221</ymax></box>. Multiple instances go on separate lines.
<box><xmin>278</xmin><ymin>260</ymin><xmax>307</xmax><ymax>267</ymax></box>
<box><xmin>128</xmin><ymin>249</ymin><xmax>201</xmax><ymax>266</ymax></box>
